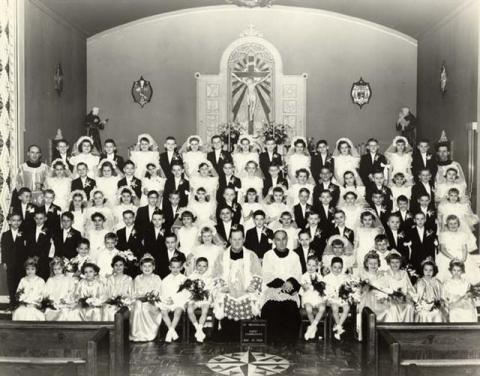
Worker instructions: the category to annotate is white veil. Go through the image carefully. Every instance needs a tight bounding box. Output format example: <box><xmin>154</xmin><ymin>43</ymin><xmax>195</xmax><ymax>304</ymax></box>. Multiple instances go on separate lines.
<box><xmin>71</xmin><ymin>136</ymin><xmax>100</xmax><ymax>156</ymax></box>
<box><xmin>179</xmin><ymin>135</ymin><xmax>205</xmax><ymax>154</ymax></box>
<box><xmin>385</xmin><ymin>136</ymin><xmax>413</xmax><ymax>155</ymax></box>
<box><xmin>323</xmin><ymin>235</ymin><xmax>354</xmax><ymax>256</ymax></box>
<box><xmin>355</xmin><ymin>207</ymin><xmax>384</xmax><ymax>230</ymax></box>
<box><xmin>234</xmin><ymin>134</ymin><xmax>262</xmax><ymax>154</ymax></box>
<box><xmin>49</xmin><ymin>158</ymin><xmax>72</xmax><ymax>178</ymax></box>
<box><xmin>332</xmin><ymin>137</ymin><xmax>360</xmax><ymax>158</ymax></box>
<box><xmin>286</xmin><ymin>136</ymin><xmax>310</xmax><ymax>158</ymax></box>
<box><xmin>134</xmin><ymin>133</ymin><xmax>159</xmax><ymax>151</ymax></box>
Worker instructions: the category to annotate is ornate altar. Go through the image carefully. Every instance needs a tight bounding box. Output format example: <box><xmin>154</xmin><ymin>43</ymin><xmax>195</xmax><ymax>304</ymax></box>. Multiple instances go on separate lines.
<box><xmin>195</xmin><ymin>24</ymin><xmax>307</xmax><ymax>144</ymax></box>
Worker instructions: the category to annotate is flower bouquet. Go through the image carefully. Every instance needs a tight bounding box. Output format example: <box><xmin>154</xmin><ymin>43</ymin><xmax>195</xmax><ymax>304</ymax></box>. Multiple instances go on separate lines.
<box><xmin>12</xmin><ymin>288</ymin><xmax>27</xmax><ymax>310</ymax></box>
<box><xmin>405</xmin><ymin>264</ymin><xmax>419</xmax><ymax>284</ymax></box>
<box><xmin>138</xmin><ymin>291</ymin><xmax>161</xmax><ymax>305</ymax></box>
<box><xmin>105</xmin><ymin>295</ymin><xmax>131</xmax><ymax>308</ymax></box>
<box><xmin>338</xmin><ymin>280</ymin><xmax>361</xmax><ymax>304</ymax></box>
<box><xmin>218</xmin><ymin>122</ymin><xmax>243</xmax><ymax>152</ymax></box>
<box><xmin>262</xmin><ymin>121</ymin><xmax>292</xmax><ymax>146</ymax></box>
<box><xmin>78</xmin><ymin>296</ymin><xmax>102</xmax><ymax>308</ymax></box>
<box><xmin>178</xmin><ymin>279</ymin><xmax>210</xmax><ymax>302</ymax></box>
<box><xmin>388</xmin><ymin>288</ymin><xmax>407</xmax><ymax>304</ymax></box>
<box><xmin>310</xmin><ymin>277</ymin><xmax>326</xmax><ymax>297</ymax></box>
<box><xmin>467</xmin><ymin>282</ymin><xmax>480</xmax><ymax>300</ymax></box>
<box><xmin>39</xmin><ymin>297</ymin><xmax>57</xmax><ymax>311</ymax></box>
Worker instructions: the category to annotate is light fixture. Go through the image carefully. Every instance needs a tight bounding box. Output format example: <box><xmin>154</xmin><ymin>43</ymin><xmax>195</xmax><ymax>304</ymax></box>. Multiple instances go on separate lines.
<box><xmin>226</xmin><ymin>0</ymin><xmax>275</xmax><ymax>8</ymax></box>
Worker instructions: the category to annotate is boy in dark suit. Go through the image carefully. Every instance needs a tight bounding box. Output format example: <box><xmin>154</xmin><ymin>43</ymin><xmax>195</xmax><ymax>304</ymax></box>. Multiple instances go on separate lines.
<box><xmin>412</xmin><ymin>139</ymin><xmax>437</xmax><ymax>183</ymax></box>
<box><xmin>156</xmin><ymin>233</ymin><xmax>186</xmax><ymax>279</ymax></box>
<box><xmin>392</xmin><ymin>195</ymin><xmax>413</xmax><ymax>231</ymax></box>
<box><xmin>259</xmin><ymin>138</ymin><xmax>283</xmax><ymax>178</ymax></box>
<box><xmin>53</xmin><ymin>211</ymin><xmax>82</xmax><ymax>259</ymax></box>
<box><xmin>311</xmin><ymin>140</ymin><xmax>334</xmax><ymax>185</ymax></box>
<box><xmin>215</xmin><ymin>206</ymin><xmax>244</xmax><ymax>246</ymax></box>
<box><xmin>25</xmin><ymin>210</ymin><xmax>53</xmax><ymax>280</ymax></box>
<box><xmin>207</xmin><ymin>135</ymin><xmax>232</xmax><ymax>176</ymax></box>
<box><xmin>163</xmin><ymin>191</ymin><xmax>182</xmax><ymax>234</ymax></box>
<box><xmin>370</xmin><ymin>192</ymin><xmax>391</xmax><ymax>229</ymax></box>
<box><xmin>135</xmin><ymin>190</ymin><xmax>161</xmax><ymax>234</ymax></box>
<box><xmin>313</xmin><ymin>167</ymin><xmax>340</xmax><ymax>207</ymax></box>
<box><xmin>1</xmin><ymin>213</ymin><xmax>28</xmax><ymax>306</ymax></box>
<box><xmin>407</xmin><ymin>212</ymin><xmax>437</xmax><ymax>274</ymax></box>
<box><xmin>416</xmin><ymin>194</ymin><xmax>437</xmax><ymax>232</ymax></box>
<box><xmin>159</xmin><ymin>137</ymin><xmax>183</xmax><ymax>179</ymax></box>
<box><xmin>384</xmin><ymin>213</ymin><xmax>410</xmax><ymax>261</ymax></box>
<box><xmin>10</xmin><ymin>187</ymin><xmax>36</xmax><ymax>232</ymax></box>
<box><xmin>163</xmin><ymin>162</ymin><xmax>189</xmax><ymax>208</ymax></box>
<box><xmin>38</xmin><ymin>189</ymin><xmax>62</xmax><ymax>233</ymax></box>
<box><xmin>118</xmin><ymin>209</ymin><xmax>143</xmax><ymax>255</ymax></box>
<box><xmin>262</xmin><ymin>163</ymin><xmax>288</xmax><ymax>198</ymax></box>
<box><xmin>303</xmin><ymin>211</ymin><xmax>328</xmax><ymax>258</ymax></box>
<box><xmin>216</xmin><ymin>187</ymin><xmax>242</xmax><ymax>225</ymax></box>
<box><xmin>314</xmin><ymin>189</ymin><xmax>336</xmax><ymax>233</ymax></box>
<box><xmin>293</xmin><ymin>230</ymin><xmax>320</xmax><ymax>273</ymax></box>
<box><xmin>117</xmin><ymin>160</ymin><xmax>142</xmax><ymax>200</ymax></box>
<box><xmin>328</xmin><ymin>210</ymin><xmax>355</xmax><ymax>244</ymax></box>
<box><xmin>217</xmin><ymin>161</ymin><xmax>241</xmax><ymax>201</ymax></box>
<box><xmin>293</xmin><ymin>187</ymin><xmax>313</xmax><ymax>229</ymax></box>
<box><xmin>142</xmin><ymin>211</ymin><xmax>167</xmax><ymax>266</ymax></box>
<box><xmin>359</xmin><ymin>138</ymin><xmax>388</xmax><ymax>186</ymax></box>
<box><xmin>410</xmin><ymin>169</ymin><xmax>435</xmax><ymax>212</ymax></box>
<box><xmin>100</xmin><ymin>139</ymin><xmax>125</xmax><ymax>171</ymax></box>
<box><xmin>71</xmin><ymin>162</ymin><xmax>96</xmax><ymax>200</ymax></box>
<box><xmin>366</xmin><ymin>170</ymin><xmax>393</xmax><ymax>209</ymax></box>
<box><xmin>245</xmin><ymin>210</ymin><xmax>273</xmax><ymax>259</ymax></box>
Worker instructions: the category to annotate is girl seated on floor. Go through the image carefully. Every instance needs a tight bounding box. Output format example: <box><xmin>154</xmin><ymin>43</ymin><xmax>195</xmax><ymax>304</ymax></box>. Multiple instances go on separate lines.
<box><xmin>300</xmin><ymin>256</ymin><xmax>327</xmax><ymax>341</ymax></box>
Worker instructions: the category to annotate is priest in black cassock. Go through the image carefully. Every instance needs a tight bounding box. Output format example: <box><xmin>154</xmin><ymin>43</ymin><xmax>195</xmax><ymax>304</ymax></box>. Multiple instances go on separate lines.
<box><xmin>261</xmin><ymin>230</ymin><xmax>302</xmax><ymax>342</ymax></box>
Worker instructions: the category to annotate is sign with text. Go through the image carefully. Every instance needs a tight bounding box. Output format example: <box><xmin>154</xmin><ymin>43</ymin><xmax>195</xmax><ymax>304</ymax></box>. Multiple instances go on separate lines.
<box><xmin>240</xmin><ymin>320</ymin><xmax>267</xmax><ymax>344</ymax></box>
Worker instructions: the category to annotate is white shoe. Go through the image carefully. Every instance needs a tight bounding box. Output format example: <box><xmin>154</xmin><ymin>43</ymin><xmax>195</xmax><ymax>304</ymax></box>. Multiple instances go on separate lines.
<box><xmin>334</xmin><ymin>332</ymin><xmax>341</xmax><ymax>340</ymax></box>
<box><xmin>165</xmin><ymin>329</ymin><xmax>173</xmax><ymax>343</ymax></box>
<box><xmin>337</xmin><ymin>326</ymin><xmax>345</xmax><ymax>336</ymax></box>
<box><xmin>304</xmin><ymin>324</ymin><xmax>317</xmax><ymax>340</ymax></box>
<box><xmin>332</xmin><ymin>324</ymin><xmax>339</xmax><ymax>332</ymax></box>
<box><xmin>172</xmin><ymin>329</ymin><xmax>179</xmax><ymax>341</ymax></box>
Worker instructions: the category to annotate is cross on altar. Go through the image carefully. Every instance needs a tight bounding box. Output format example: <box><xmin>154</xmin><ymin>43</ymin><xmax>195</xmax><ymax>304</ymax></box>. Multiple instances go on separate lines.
<box><xmin>232</xmin><ymin>54</ymin><xmax>271</xmax><ymax>134</ymax></box>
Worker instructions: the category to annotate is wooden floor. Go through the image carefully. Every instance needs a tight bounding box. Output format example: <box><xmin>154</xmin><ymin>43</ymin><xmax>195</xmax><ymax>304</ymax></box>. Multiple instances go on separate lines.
<box><xmin>129</xmin><ymin>339</ymin><xmax>361</xmax><ymax>376</ymax></box>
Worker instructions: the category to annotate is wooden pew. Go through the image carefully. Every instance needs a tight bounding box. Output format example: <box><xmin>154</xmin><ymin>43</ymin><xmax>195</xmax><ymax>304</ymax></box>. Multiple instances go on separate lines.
<box><xmin>0</xmin><ymin>326</ymin><xmax>109</xmax><ymax>376</ymax></box>
<box><xmin>0</xmin><ymin>307</ymin><xmax>129</xmax><ymax>376</ymax></box>
<box><xmin>362</xmin><ymin>307</ymin><xmax>480</xmax><ymax>376</ymax></box>
<box><xmin>378</xmin><ymin>328</ymin><xmax>480</xmax><ymax>376</ymax></box>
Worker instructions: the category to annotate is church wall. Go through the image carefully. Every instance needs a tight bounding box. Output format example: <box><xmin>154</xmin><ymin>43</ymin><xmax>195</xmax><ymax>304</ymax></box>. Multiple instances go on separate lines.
<box><xmin>87</xmin><ymin>6</ymin><xmax>417</xmax><ymax>153</ymax></box>
<box><xmin>24</xmin><ymin>0</ymin><xmax>87</xmax><ymax>158</ymax></box>
<box><xmin>417</xmin><ymin>0</ymin><xmax>479</xmax><ymax>171</ymax></box>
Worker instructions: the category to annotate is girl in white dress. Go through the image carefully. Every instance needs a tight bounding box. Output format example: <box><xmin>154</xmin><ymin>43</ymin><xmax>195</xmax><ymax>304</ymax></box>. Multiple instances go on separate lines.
<box><xmin>130</xmin><ymin>133</ymin><xmax>160</xmax><ymax>179</ymax></box>
<box><xmin>240</xmin><ymin>161</ymin><xmax>263</xmax><ymax>201</ymax></box>
<box><xmin>96</xmin><ymin>160</ymin><xmax>120</xmax><ymax>207</ymax></box>
<box><xmin>187</xmin><ymin>226</ymin><xmax>223</xmax><ymax>276</ymax></box>
<box><xmin>187</xmin><ymin>187</ymin><xmax>216</xmax><ymax>229</ymax></box>
<box><xmin>354</xmin><ymin>209</ymin><xmax>384</xmax><ymax>268</ymax></box>
<box><xmin>176</xmin><ymin>211</ymin><xmax>199</xmax><ymax>255</ymax></box>
<box><xmin>140</xmin><ymin>163</ymin><xmax>166</xmax><ymax>206</ymax></box>
<box><xmin>379</xmin><ymin>252</ymin><xmax>416</xmax><ymax>322</ymax></box>
<box><xmin>435</xmin><ymin>166</ymin><xmax>468</xmax><ymax>204</ymax></box>
<box><xmin>264</xmin><ymin>186</ymin><xmax>290</xmax><ymax>229</ymax></box>
<box><xmin>102</xmin><ymin>255</ymin><xmax>133</xmax><ymax>321</ymax></box>
<box><xmin>130</xmin><ymin>254</ymin><xmax>163</xmax><ymax>342</ymax></box>
<box><xmin>232</xmin><ymin>135</ymin><xmax>260</xmax><ymax>176</ymax></box>
<box><xmin>301</xmin><ymin>256</ymin><xmax>327</xmax><ymax>340</ymax></box>
<box><xmin>324</xmin><ymin>257</ymin><xmax>351</xmax><ymax>340</ymax></box>
<box><xmin>438</xmin><ymin>188</ymin><xmax>478</xmax><ymax>237</ymax></box>
<box><xmin>86</xmin><ymin>212</ymin><xmax>109</xmax><ymax>263</ymax></box>
<box><xmin>242</xmin><ymin>188</ymin><xmax>263</xmax><ymax>231</ymax></box>
<box><xmin>286</xmin><ymin>137</ymin><xmax>311</xmax><ymax>182</ymax></box>
<box><xmin>70</xmin><ymin>136</ymin><xmax>100</xmax><ymax>178</ymax></box>
<box><xmin>44</xmin><ymin>257</ymin><xmax>77</xmax><ymax>321</ymax></box>
<box><xmin>414</xmin><ymin>258</ymin><xmax>445</xmax><ymax>323</ymax></box>
<box><xmin>113</xmin><ymin>187</ymin><xmax>138</xmax><ymax>231</ymax></box>
<box><xmin>85</xmin><ymin>189</ymin><xmax>114</xmax><ymax>232</ymax></box>
<box><xmin>288</xmin><ymin>169</ymin><xmax>315</xmax><ymax>206</ymax></box>
<box><xmin>45</xmin><ymin>159</ymin><xmax>72</xmax><ymax>212</ymax></box>
<box><xmin>74</xmin><ymin>262</ymin><xmax>105</xmax><ymax>321</ymax></box>
<box><xmin>332</xmin><ymin>138</ymin><xmax>361</xmax><ymax>186</ymax></box>
<box><xmin>12</xmin><ymin>257</ymin><xmax>45</xmax><ymax>321</ymax></box>
<box><xmin>437</xmin><ymin>215</ymin><xmax>479</xmax><ymax>283</ymax></box>
<box><xmin>443</xmin><ymin>259</ymin><xmax>477</xmax><ymax>322</ymax></box>
<box><xmin>389</xmin><ymin>172</ymin><xmax>412</xmax><ymax>211</ymax></box>
<box><xmin>69</xmin><ymin>190</ymin><xmax>88</xmax><ymax>235</ymax></box>
<box><xmin>276</xmin><ymin>212</ymin><xmax>299</xmax><ymax>251</ymax></box>
<box><xmin>339</xmin><ymin>171</ymin><xmax>366</xmax><ymax>206</ymax></box>
<box><xmin>180</xmin><ymin>135</ymin><xmax>208</xmax><ymax>178</ymax></box>
<box><xmin>190</xmin><ymin>162</ymin><xmax>218</xmax><ymax>198</ymax></box>
<box><xmin>338</xmin><ymin>191</ymin><xmax>365</xmax><ymax>231</ymax></box>
<box><xmin>385</xmin><ymin>136</ymin><xmax>413</xmax><ymax>184</ymax></box>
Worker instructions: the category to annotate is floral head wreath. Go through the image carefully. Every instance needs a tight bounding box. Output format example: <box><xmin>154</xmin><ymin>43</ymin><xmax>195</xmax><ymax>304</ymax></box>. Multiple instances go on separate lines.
<box><xmin>75</xmin><ymin>136</ymin><xmax>94</xmax><ymax>150</ymax></box>
<box><xmin>140</xmin><ymin>253</ymin><xmax>155</xmax><ymax>264</ymax></box>
<box><xmin>69</xmin><ymin>189</ymin><xmax>88</xmax><ymax>203</ymax></box>
<box><xmin>117</xmin><ymin>186</ymin><xmax>137</xmax><ymax>202</ymax></box>
<box><xmin>187</xmin><ymin>135</ymin><xmax>203</xmax><ymax>147</ymax></box>
<box><xmin>98</xmin><ymin>158</ymin><xmax>117</xmax><ymax>171</ymax></box>
<box><xmin>290</xmin><ymin>136</ymin><xmax>308</xmax><ymax>148</ymax></box>
<box><xmin>51</xmin><ymin>158</ymin><xmax>69</xmax><ymax>170</ymax></box>
<box><xmin>89</xmin><ymin>188</ymin><xmax>106</xmax><ymax>203</ymax></box>
<box><xmin>420</xmin><ymin>256</ymin><xmax>435</xmax><ymax>266</ymax></box>
<box><xmin>444</xmin><ymin>165</ymin><xmax>460</xmax><ymax>177</ymax></box>
<box><xmin>137</xmin><ymin>133</ymin><xmax>159</xmax><ymax>151</ymax></box>
<box><xmin>324</xmin><ymin>235</ymin><xmax>354</xmax><ymax>256</ymax></box>
<box><xmin>385</xmin><ymin>249</ymin><xmax>403</xmax><ymax>264</ymax></box>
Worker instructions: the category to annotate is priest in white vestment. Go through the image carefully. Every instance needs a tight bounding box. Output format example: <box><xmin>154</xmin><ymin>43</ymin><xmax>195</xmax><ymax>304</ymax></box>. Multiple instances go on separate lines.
<box><xmin>261</xmin><ymin>229</ymin><xmax>302</xmax><ymax>342</ymax></box>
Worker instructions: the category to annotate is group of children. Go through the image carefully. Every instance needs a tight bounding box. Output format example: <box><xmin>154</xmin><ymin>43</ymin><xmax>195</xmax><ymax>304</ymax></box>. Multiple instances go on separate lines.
<box><xmin>3</xmin><ymin>132</ymin><xmax>479</xmax><ymax>343</ymax></box>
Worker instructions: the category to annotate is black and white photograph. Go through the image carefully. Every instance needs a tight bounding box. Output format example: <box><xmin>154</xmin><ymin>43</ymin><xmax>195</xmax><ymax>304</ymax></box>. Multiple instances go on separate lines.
<box><xmin>0</xmin><ymin>0</ymin><xmax>479</xmax><ymax>375</ymax></box>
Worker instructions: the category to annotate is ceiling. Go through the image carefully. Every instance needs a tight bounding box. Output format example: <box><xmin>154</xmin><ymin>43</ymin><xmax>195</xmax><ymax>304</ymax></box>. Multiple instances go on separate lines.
<box><xmin>37</xmin><ymin>0</ymin><xmax>470</xmax><ymax>38</ymax></box>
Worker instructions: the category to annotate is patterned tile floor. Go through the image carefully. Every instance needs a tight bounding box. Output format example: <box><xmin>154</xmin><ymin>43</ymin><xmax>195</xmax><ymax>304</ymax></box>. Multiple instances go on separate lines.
<box><xmin>129</xmin><ymin>339</ymin><xmax>361</xmax><ymax>376</ymax></box>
